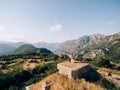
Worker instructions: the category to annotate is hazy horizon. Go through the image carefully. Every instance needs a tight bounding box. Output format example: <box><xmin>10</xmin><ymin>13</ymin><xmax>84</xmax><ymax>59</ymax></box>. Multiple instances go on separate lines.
<box><xmin>0</xmin><ymin>0</ymin><xmax>120</xmax><ymax>43</ymax></box>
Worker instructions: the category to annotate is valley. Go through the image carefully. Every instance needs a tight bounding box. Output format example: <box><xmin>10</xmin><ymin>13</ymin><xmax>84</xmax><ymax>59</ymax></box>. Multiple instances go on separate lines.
<box><xmin>0</xmin><ymin>0</ymin><xmax>120</xmax><ymax>90</ymax></box>
<box><xmin>0</xmin><ymin>32</ymin><xmax>120</xmax><ymax>90</ymax></box>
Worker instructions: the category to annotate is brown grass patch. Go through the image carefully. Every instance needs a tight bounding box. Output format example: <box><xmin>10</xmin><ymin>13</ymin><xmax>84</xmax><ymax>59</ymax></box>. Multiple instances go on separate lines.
<box><xmin>98</xmin><ymin>67</ymin><xmax>120</xmax><ymax>75</ymax></box>
<box><xmin>22</xmin><ymin>59</ymin><xmax>53</xmax><ymax>70</ymax></box>
<box><xmin>32</xmin><ymin>73</ymin><xmax>105</xmax><ymax>90</ymax></box>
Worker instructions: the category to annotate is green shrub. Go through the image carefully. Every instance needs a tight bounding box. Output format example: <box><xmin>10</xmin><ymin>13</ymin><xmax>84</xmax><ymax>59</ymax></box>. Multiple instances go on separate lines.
<box><xmin>91</xmin><ymin>57</ymin><xmax>113</xmax><ymax>68</ymax></box>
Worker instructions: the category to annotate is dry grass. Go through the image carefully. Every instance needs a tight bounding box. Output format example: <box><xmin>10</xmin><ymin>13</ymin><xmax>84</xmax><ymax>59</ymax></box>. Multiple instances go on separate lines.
<box><xmin>32</xmin><ymin>73</ymin><xmax>105</xmax><ymax>90</ymax></box>
<box><xmin>22</xmin><ymin>59</ymin><xmax>53</xmax><ymax>70</ymax></box>
<box><xmin>23</xmin><ymin>60</ymin><xmax>38</xmax><ymax>70</ymax></box>
<box><xmin>98</xmin><ymin>67</ymin><xmax>120</xmax><ymax>75</ymax></box>
<box><xmin>0</xmin><ymin>59</ymin><xmax>53</xmax><ymax>73</ymax></box>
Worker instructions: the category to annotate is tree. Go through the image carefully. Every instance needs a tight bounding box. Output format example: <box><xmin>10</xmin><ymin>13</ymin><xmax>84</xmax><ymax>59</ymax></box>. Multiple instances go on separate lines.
<box><xmin>92</xmin><ymin>56</ymin><xmax>112</xmax><ymax>68</ymax></box>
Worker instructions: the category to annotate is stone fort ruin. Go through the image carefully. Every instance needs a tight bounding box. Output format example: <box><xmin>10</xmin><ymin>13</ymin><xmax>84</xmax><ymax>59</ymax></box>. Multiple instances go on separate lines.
<box><xmin>57</xmin><ymin>55</ymin><xmax>91</xmax><ymax>79</ymax></box>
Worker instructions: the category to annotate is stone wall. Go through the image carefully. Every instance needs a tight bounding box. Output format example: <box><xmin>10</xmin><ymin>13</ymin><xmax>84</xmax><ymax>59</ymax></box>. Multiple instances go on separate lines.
<box><xmin>57</xmin><ymin>63</ymin><xmax>91</xmax><ymax>79</ymax></box>
<box><xmin>57</xmin><ymin>64</ymin><xmax>71</xmax><ymax>78</ymax></box>
<box><xmin>72</xmin><ymin>65</ymin><xmax>91</xmax><ymax>79</ymax></box>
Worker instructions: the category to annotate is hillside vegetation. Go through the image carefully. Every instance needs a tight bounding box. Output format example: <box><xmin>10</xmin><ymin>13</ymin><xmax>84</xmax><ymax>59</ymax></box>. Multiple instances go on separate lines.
<box><xmin>0</xmin><ymin>48</ymin><xmax>69</xmax><ymax>90</ymax></box>
<box><xmin>0</xmin><ymin>32</ymin><xmax>120</xmax><ymax>90</ymax></box>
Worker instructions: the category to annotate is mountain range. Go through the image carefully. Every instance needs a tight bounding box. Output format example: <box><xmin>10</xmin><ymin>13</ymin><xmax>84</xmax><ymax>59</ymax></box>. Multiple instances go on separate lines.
<box><xmin>0</xmin><ymin>32</ymin><xmax>120</xmax><ymax>62</ymax></box>
<box><xmin>76</xmin><ymin>32</ymin><xmax>120</xmax><ymax>63</ymax></box>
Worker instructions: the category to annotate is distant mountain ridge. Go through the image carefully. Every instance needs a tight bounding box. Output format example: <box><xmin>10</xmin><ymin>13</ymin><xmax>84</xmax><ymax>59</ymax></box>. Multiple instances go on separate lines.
<box><xmin>55</xmin><ymin>33</ymin><xmax>105</xmax><ymax>54</ymax></box>
<box><xmin>75</xmin><ymin>32</ymin><xmax>120</xmax><ymax>63</ymax></box>
<box><xmin>0</xmin><ymin>42</ymin><xmax>26</xmax><ymax>55</ymax></box>
<box><xmin>14</xmin><ymin>44</ymin><xmax>36</xmax><ymax>54</ymax></box>
<box><xmin>14</xmin><ymin>44</ymin><xmax>53</xmax><ymax>55</ymax></box>
<box><xmin>0</xmin><ymin>32</ymin><xmax>119</xmax><ymax>58</ymax></box>
<box><xmin>0</xmin><ymin>44</ymin><xmax>15</xmax><ymax>53</ymax></box>
<box><xmin>34</xmin><ymin>42</ymin><xmax>59</xmax><ymax>53</ymax></box>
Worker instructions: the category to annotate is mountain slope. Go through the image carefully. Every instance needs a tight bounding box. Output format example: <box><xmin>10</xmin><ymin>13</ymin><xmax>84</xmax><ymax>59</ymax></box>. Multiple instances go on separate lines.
<box><xmin>0</xmin><ymin>42</ymin><xmax>26</xmax><ymax>55</ymax></box>
<box><xmin>55</xmin><ymin>33</ymin><xmax>105</xmax><ymax>54</ymax></box>
<box><xmin>0</xmin><ymin>44</ymin><xmax>15</xmax><ymax>53</ymax></box>
<box><xmin>34</xmin><ymin>42</ymin><xmax>59</xmax><ymax>53</ymax></box>
<box><xmin>14</xmin><ymin>44</ymin><xmax>53</xmax><ymax>55</ymax></box>
<box><xmin>75</xmin><ymin>32</ymin><xmax>120</xmax><ymax>63</ymax></box>
<box><xmin>14</xmin><ymin>44</ymin><xmax>36</xmax><ymax>54</ymax></box>
<box><xmin>0</xmin><ymin>32</ymin><xmax>119</xmax><ymax>57</ymax></box>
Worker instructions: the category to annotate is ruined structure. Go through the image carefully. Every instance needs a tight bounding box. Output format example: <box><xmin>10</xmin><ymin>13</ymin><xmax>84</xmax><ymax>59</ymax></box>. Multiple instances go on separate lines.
<box><xmin>42</xmin><ymin>82</ymin><xmax>50</xmax><ymax>90</ymax></box>
<box><xmin>57</xmin><ymin>55</ymin><xmax>91</xmax><ymax>79</ymax></box>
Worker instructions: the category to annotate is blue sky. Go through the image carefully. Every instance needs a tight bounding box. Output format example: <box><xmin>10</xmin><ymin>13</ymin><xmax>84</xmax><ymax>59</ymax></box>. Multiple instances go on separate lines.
<box><xmin>0</xmin><ymin>0</ymin><xmax>120</xmax><ymax>43</ymax></box>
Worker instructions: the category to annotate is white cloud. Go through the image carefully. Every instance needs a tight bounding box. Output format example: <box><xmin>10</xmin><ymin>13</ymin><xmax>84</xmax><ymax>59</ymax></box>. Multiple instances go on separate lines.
<box><xmin>50</xmin><ymin>24</ymin><xmax>63</xmax><ymax>32</ymax></box>
<box><xmin>110</xmin><ymin>21</ymin><xmax>114</xmax><ymax>25</ymax></box>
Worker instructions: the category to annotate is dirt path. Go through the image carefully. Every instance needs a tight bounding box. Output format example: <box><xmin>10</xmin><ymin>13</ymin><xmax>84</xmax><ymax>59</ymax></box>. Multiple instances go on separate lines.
<box><xmin>97</xmin><ymin>70</ymin><xmax>120</xmax><ymax>88</ymax></box>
